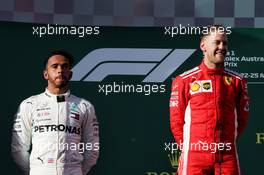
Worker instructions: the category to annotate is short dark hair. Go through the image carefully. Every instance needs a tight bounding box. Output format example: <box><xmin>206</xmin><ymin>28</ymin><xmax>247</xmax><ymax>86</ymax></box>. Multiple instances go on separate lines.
<box><xmin>200</xmin><ymin>24</ymin><xmax>227</xmax><ymax>41</ymax></box>
<box><xmin>44</xmin><ymin>50</ymin><xmax>74</xmax><ymax>69</ymax></box>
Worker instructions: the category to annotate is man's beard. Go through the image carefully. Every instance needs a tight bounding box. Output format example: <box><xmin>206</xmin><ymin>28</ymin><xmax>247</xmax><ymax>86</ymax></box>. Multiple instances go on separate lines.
<box><xmin>55</xmin><ymin>80</ymin><xmax>69</xmax><ymax>88</ymax></box>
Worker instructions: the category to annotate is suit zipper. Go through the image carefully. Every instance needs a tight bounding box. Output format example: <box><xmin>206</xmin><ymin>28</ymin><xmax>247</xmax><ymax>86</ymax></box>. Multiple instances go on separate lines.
<box><xmin>214</xmin><ymin>75</ymin><xmax>222</xmax><ymax>175</ymax></box>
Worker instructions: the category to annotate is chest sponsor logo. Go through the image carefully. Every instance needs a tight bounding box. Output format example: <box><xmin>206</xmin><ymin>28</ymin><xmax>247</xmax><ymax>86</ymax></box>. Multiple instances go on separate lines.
<box><xmin>36</xmin><ymin>103</ymin><xmax>51</xmax><ymax>117</ymax></box>
<box><xmin>36</xmin><ymin>102</ymin><xmax>50</xmax><ymax>111</ymax></box>
<box><xmin>190</xmin><ymin>80</ymin><xmax>213</xmax><ymax>95</ymax></box>
<box><xmin>48</xmin><ymin>158</ymin><xmax>54</xmax><ymax>163</ymax></box>
<box><xmin>37</xmin><ymin>111</ymin><xmax>50</xmax><ymax>117</ymax></box>
<box><xmin>202</xmin><ymin>82</ymin><xmax>211</xmax><ymax>90</ymax></box>
<box><xmin>34</xmin><ymin>124</ymin><xmax>81</xmax><ymax>135</ymax></box>
<box><xmin>223</xmin><ymin>76</ymin><xmax>232</xmax><ymax>86</ymax></box>
<box><xmin>70</xmin><ymin>112</ymin><xmax>80</xmax><ymax>120</ymax></box>
<box><xmin>70</xmin><ymin>103</ymin><xmax>78</xmax><ymax>113</ymax></box>
<box><xmin>34</xmin><ymin>118</ymin><xmax>52</xmax><ymax>123</ymax></box>
<box><xmin>36</xmin><ymin>107</ymin><xmax>51</xmax><ymax>111</ymax></box>
<box><xmin>191</xmin><ymin>82</ymin><xmax>200</xmax><ymax>92</ymax></box>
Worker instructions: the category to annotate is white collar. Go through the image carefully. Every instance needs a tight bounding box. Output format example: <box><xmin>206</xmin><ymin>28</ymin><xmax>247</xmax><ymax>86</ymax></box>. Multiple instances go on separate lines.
<box><xmin>44</xmin><ymin>88</ymin><xmax>70</xmax><ymax>102</ymax></box>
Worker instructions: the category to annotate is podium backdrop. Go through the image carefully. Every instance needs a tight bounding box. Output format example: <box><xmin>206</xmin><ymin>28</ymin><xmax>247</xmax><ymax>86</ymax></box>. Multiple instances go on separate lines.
<box><xmin>1</xmin><ymin>22</ymin><xmax>263</xmax><ymax>174</ymax></box>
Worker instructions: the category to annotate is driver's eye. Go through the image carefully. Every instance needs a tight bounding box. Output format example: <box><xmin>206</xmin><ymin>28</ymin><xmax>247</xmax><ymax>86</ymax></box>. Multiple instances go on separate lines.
<box><xmin>51</xmin><ymin>64</ymin><xmax>58</xmax><ymax>69</ymax></box>
<box><xmin>62</xmin><ymin>64</ymin><xmax>69</xmax><ymax>69</ymax></box>
<box><xmin>215</xmin><ymin>41</ymin><xmax>220</xmax><ymax>45</ymax></box>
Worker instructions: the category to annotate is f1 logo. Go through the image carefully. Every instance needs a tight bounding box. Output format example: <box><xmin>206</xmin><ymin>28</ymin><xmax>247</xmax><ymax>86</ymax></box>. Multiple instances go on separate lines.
<box><xmin>71</xmin><ymin>48</ymin><xmax>196</xmax><ymax>83</ymax></box>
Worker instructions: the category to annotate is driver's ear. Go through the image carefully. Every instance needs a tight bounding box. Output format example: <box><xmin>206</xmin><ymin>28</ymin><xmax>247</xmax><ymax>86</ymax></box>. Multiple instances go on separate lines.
<box><xmin>43</xmin><ymin>70</ymin><xmax>48</xmax><ymax>80</ymax></box>
<box><xmin>200</xmin><ymin>41</ymin><xmax>206</xmax><ymax>52</ymax></box>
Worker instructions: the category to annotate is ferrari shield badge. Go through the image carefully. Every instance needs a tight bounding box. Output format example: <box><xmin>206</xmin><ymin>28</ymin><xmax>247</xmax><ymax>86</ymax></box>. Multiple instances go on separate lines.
<box><xmin>224</xmin><ymin>76</ymin><xmax>232</xmax><ymax>86</ymax></box>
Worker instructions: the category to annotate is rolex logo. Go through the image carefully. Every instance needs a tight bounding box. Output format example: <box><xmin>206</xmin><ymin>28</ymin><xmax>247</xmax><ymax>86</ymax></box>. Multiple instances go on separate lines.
<box><xmin>168</xmin><ymin>150</ymin><xmax>181</xmax><ymax>169</ymax></box>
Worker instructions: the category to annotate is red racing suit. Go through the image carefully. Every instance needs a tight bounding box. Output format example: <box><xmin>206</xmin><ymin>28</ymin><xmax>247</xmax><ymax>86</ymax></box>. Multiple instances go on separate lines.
<box><xmin>170</xmin><ymin>60</ymin><xmax>249</xmax><ymax>175</ymax></box>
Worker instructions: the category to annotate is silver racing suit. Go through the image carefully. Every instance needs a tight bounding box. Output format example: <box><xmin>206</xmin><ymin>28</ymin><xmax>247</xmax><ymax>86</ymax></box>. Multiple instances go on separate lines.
<box><xmin>11</xmin><ymin>89</ymin><xmax>99</xmax><ymax>175</ymax></box>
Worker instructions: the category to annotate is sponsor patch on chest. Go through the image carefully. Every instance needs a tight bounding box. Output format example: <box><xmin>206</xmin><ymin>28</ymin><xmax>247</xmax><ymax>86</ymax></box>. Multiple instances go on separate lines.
<box><xmin>190</xmin><ymin>80</ymin><xmax>213</xmax><ymax>95</ymax></box>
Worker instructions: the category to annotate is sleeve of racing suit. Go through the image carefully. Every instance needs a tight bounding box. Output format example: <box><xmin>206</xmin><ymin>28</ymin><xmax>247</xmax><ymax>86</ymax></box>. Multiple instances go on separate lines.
<box><xmin>170</xmin><ymin>76</ymin><xmax>187</xmax><ymax>147</ymax></box>
<box><xmin>81</xmin><ymin>103</ymin><xmax>99</xmax><ymax>175</ymax></box>
<box><xmin>11</xmin><ymin>100</ymin><xmax>32</xmax><ymax>175</ymax></box>
<box><xmin>236</xmin><ymin>79</ymin><xmax>249</xmax><ymax>138</ymax></box>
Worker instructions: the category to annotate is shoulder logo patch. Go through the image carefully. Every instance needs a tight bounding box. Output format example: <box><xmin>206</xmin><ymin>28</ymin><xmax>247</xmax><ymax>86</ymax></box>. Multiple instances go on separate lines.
<box><xmin>223</xmin><ymin>76</ymin><xmax>232</xmax><ymax>86</ymax></box>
